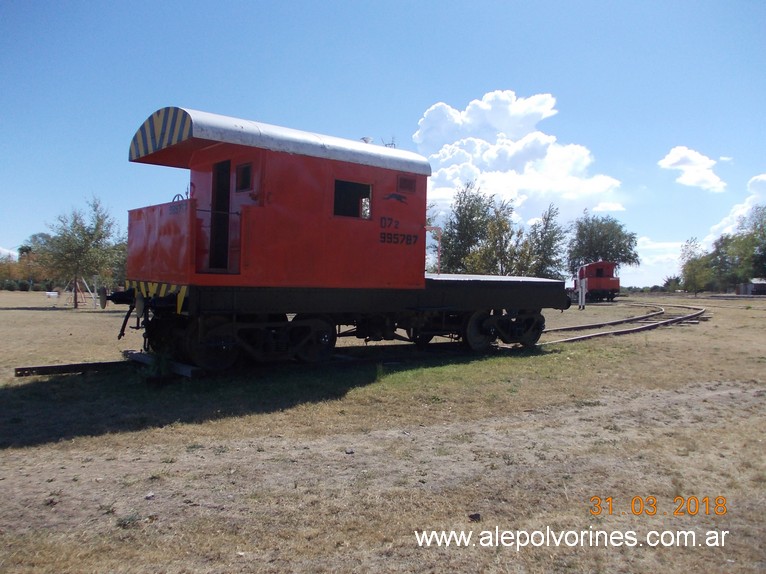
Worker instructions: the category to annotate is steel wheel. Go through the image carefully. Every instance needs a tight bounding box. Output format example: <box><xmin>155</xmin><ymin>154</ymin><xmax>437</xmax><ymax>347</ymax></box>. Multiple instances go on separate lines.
<box><xmin>518</xmin><ymin>312</ymin><xmax>545</xmax><ymax>348</ymax></box>
<box><xmin>185</xmin><ymin>316</ymin><xmax>240</xmax><ymax>371</ymax></box>
<box><xmin>407</xmin><ymin>328</ymin><xmax>434</xmax><ymax>350</ymax></box>
<box><xmin>462</xmin><ymin>310</ymin><xmax>494</xmax><ymax>352</ymax></box>
<box><xmin>293</xmin><ymin>315</ymin><xmax>337</xmax><ymax>363</ymax></box>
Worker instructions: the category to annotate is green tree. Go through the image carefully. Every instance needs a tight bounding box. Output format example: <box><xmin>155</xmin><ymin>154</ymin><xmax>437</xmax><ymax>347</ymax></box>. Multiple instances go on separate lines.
<box><xmin>463</xmin><ymin>199</ymin><xmax>521</xmax><ymax>275</ymax></box>
<box><xmin>34</xmin><ymin>198</ymin><xmax>121</xmax><ymax>308</ymax></box>
<box><xmin>16</xmin><ymin>235</ymin><xmax>52</xmax><ymax>288</ymax></box>
<box><xmin>439</xmin><ymin>182</ymin><xmax>525</xmax><ymax>275</ymax></box>
<box><xmin>440</xmin><ymin>181</ymin><xmax>495</xmax><ymax>273</ymax></box>
<box><xmin>734</xmin><ymin>204</ymin><xmax>766</xmax><ymax>280</ymax></box>
<box><xmin>110</xmin><ymin>240</ymin><xmax>128</xmax><ymax>287</ymax></box>
<box><xmin>663</xmin><ymin>275</ymin><xmax>682</xmax><ymax>292</ymax></box>
<box><xmin>702</xmin><ymin>205</ymin><xmax>766</xmax><ymax>292</ymax></box>
<box><xmin>566</xmin><ymin>210</ymin><xmax>640</xmax><ymax>276</ymax></box>
<box><xmin>520</xmin><ymin>204</ymin><xmax>567</xmax><ymax>279</ymax></box>
<box><xmin>680</xmin><ymin>237</ymin><xmax>712</xmax><ymax>296</ymax></box>
<box><xmin>706</xmin><ymin>234</ymin><xmax>740</xmax><ymax>291</ymax></box>
<box><xmin>0</xmin><ymin>254</ymin><xmax>13</xmax><ymax>284</ymax></box>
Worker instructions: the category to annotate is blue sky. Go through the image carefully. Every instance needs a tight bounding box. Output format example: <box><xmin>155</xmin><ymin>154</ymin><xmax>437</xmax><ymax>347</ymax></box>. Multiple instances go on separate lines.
<box><xmin>1</xmin><ymin>0</ymin><xmax>764</xmax><ymax>286</ymax></box>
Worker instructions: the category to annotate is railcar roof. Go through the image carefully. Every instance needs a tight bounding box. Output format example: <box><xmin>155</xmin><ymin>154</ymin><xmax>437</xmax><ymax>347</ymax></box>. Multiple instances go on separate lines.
<box><xmin>129</xmin><ymin>107</ymin><xmax>432</xmax><ymax>175</ymax></box>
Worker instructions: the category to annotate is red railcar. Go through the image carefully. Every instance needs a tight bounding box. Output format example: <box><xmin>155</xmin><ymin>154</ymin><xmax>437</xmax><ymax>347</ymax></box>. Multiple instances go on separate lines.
<box><xmin>575</xmin><ymin>262</ymin><xmax>620</xmax><ymax>302</ymax></box>
<box><xmin>108</xmin><ymin>107</ymin><xmax>571</xmax><ymax>369</ymax></box>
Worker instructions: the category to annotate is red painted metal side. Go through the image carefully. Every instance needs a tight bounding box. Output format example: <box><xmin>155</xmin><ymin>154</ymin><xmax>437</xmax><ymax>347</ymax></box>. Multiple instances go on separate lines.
<box><xmin>126</xmin><ymin>200</ymin><xmax>194</xmax><ymax>285</ymax></box>
<box><xmin>237</xmin><ymin>151</ymin><xmax>329</xmax><ymax>286</ymax></box>
<box><xmin>314</xmin><ymin>157</ymin><xmax>426</xmax><ymax>289</ymax></box>
<box><xmin>127</xmin><ymin>146</ymin><xmax>427</xmax><ymax>290</ymax></box>
<box><xmin>232</xmin><ymin>151</ymin><xmax>426</xmax><ymax>289</ymax></box>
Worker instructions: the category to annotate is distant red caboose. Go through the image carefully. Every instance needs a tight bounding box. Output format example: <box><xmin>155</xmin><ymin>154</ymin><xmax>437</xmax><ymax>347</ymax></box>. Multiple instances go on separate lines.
<box><xmin>575</xmin><ymin>262</ymin><xmax>620</xmax><ymax>302</ymax></box>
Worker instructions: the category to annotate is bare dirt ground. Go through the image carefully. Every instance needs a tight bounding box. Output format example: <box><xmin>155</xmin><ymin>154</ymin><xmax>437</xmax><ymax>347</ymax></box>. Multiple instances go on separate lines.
<box><xmin>0</xmin><ymin>291</ymin><xmax>764</xmax><ymax>573</ymax></box>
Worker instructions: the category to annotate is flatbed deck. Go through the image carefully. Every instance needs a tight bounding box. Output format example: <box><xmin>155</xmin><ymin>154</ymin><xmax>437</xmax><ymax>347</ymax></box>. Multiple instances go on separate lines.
<box><xmin>186</xmin><ymin>273</ymin><xmax>570</xmax><ymax>316</ymax></box>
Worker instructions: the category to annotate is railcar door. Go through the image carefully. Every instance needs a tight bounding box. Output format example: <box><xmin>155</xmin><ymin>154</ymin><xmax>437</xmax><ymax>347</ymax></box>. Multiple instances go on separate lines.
<box><xmin>227</xmin><ymin>158</ymin><xmax>262</xmax><ymax>274</ymax></box>
<box><xmin>209</xmin><ymin>160</ymin><xmax>231</xmax><ymax>270</ymax></box>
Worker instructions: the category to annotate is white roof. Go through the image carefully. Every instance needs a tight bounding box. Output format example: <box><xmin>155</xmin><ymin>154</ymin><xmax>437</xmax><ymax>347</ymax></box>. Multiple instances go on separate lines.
<box><xmin>130</xmin><ymin>107</ymin><xmax>432</xmax><ymax>175</ymax></box>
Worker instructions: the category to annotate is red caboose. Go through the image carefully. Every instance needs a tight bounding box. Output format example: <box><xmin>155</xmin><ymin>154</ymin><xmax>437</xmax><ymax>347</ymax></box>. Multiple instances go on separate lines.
<box><xmin>575</xmin><ymin>261</ymin><xmax>620</xmax><ymax>302</ymax></box>
<box><xmin>110</xmin><ymin>107</ymin><xmax>571</xmax><ymax>369</ymax></box>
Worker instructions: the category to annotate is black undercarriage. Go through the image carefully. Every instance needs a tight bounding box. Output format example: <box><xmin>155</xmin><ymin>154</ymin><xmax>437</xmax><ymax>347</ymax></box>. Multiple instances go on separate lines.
<box><xmin>112</xmin><ymin>275</ymin><xmax>570</xmax><ymax>371</ymax></box>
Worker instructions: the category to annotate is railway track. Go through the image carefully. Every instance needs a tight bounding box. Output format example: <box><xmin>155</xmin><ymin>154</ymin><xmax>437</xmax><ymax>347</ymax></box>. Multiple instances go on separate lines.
<box><xmin>14</xmin><ymin>303</ymin><xmax>707</xmax><ymax>379</ymax></box>
<box><xmin>14</xmin><ymin>350</ymin><xmax>204</xmax><ymax>379</ymax></box>
<box><xmin>536</xmin><ymin>303</ymin><xmax>707</xmax><ymax>346</ymax></box>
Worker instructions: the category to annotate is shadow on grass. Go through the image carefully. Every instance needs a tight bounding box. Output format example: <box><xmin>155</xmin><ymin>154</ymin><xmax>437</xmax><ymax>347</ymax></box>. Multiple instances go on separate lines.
<box><xmin>0</xmin><ymin>343</ymin><xmax>551</xmax><ymax>448</ymax></box>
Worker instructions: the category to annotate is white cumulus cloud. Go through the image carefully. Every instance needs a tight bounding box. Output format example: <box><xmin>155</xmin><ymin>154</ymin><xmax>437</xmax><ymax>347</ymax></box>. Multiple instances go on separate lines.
<box><xmin>593</xmin><ymin>202</ymin><xmax>626</xmax><ymax>212</ymax></box>
<box><xmin>705</xmin><ymin>173</ymin><xmax>766</xmax><ymax>244</ymax></box>
<box><xmin>413</xmin><ymin>90</ymin><xmax>558</xmax><ymax>156</ymax></box>
<box><xmin>618</xmin><ymin>236</ymin><xmax>685</xmax><ymax>287</ymax></box>
<box><xmin>658</xmin><ymin>146</ymin><xmax>726</xmax><ymax>192</ymax></box>
<box><xmin>414</xmin><ymin>90</ymin><xmax>621</xmax><ymax>218</ymax></box>
<box><xmin>636</xmin><ymin>236</ymin><xmax>685</xmax><ymax>264</ymax></box>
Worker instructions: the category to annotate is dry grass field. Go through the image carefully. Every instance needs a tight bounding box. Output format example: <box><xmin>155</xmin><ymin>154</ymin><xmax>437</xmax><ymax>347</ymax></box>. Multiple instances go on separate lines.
<box><xmin>0</xmin><ymin>290</ymin><xmax>764</xmax><ymax>573</ymax></box>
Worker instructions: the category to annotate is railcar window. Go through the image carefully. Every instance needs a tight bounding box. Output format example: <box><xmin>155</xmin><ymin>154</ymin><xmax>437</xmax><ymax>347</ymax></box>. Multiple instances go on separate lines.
<box><xmin>236</xmin><ymin>163</ymin><xmax>252</xmax><ymax>192</ymax></box>
<box><xmin>398</xmin><ymin>175</ymin><xmax>416</xmax><ymax>194</ymax></box>
<box><xmin>334</xmin><ymin>180</ymin><xmax>372</xmax><ymax>219</ymax></box>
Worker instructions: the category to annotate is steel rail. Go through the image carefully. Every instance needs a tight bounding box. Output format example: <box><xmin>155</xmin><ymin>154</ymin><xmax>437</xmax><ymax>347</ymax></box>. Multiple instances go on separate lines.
<box><xmin>543</xmin><ymin>304</ymin><xmax>665</xmax><ymax>333</ymax></box>
<box><xmin>14</xmin><ymin>360</ymin><xmax>129</xmax><ymax>377</ymax></box>
<box><xmin>14</xmin><ymin>351</ymin><xmax>203</xmax><ymax>379</ymax></box>
<box><xmin>539</xmin><ymin>304</ymin><xmax>706</xmax><ymax>346</ymax></box>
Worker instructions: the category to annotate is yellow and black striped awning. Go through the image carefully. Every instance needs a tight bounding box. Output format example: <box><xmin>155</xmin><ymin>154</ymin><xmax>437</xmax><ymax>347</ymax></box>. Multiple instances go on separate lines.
<box><xmin>129</xmin><ymin>107</ymin><xmax>194</xmax><ymax>165</ymax></box>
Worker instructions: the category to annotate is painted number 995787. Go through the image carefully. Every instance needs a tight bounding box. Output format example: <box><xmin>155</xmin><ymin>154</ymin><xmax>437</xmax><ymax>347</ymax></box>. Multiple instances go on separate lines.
<box><xmin>379</xmin><ymin>216</ymin><xmax>418</xmax><ymax>246</ymax></box>
<box><xmin>379</xmin><ymin>232</ymin><xmax>418</xmax><ymax>245</ymax></box>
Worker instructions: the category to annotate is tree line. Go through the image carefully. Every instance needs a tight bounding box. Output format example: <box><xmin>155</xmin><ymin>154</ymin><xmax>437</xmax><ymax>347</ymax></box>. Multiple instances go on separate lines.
<box><xmin>7</xmin><ymin>187</ymin><xmax>760</xmax><ymax>299</ymax></box>
<box><xmin>432</xmin><ymin>181</ymin><xmax>640</xmax><ymax>279</ymax></box>
<box><xmin>2</xmin><ymin>199</ymin><xmax>125</xmax><ymax>307</ymax></box>
<box><xmin>677</xmin><ymin>205</ymin><xmax>766</xmax><ymax>294</ymax></box>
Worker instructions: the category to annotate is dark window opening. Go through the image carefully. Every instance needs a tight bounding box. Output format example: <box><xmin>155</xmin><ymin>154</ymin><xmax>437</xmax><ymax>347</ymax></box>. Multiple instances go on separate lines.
<box><xmin>596</xmin><ymin>268</ymin><xmax>604</xmax><ymax>277</ymax></box>
<box><xmin>210</xmin><ymin>160</ymin><xmax>231</xmax><ymax>269</ymax></box>
<box><xmin>334</xmin><ymin>180</ymin><xmax>371</xmax><ymax>219</ymax></box>
<box><xmin>236</xmin><ymin>163</ymin><xmax>252</xmax><ymax>192</ymax></box>
<box><xmin>398</xmin><ymin>175</ymin><xmax>416</xmax><ymax>194</ymax></box>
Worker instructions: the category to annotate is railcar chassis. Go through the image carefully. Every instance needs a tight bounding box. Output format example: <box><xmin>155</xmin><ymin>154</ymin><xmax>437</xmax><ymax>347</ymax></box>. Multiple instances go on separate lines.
<box><xmin>115</xmin><ymin>274</ymin><xmax>569</xmax><ymax>371</ymax></box>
